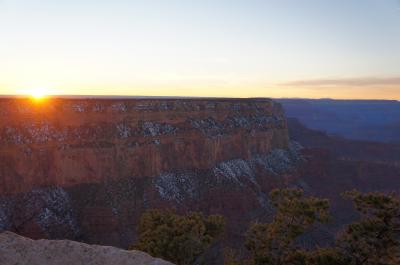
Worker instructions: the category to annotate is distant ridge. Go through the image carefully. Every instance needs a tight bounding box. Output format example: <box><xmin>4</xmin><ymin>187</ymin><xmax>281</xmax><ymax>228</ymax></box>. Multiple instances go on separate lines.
<box><xmin>0</xmin><ymin>95</ymin><xmax>272</xmax><ymax>100</ymax></box>
<box><xmin>277</xmin><ymin>98</ymin><xmax>400</xmax><ymax>143</ymax></box>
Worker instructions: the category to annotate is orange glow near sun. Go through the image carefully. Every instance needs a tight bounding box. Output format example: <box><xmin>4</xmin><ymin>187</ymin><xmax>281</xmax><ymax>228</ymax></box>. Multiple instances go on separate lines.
<box><xmin>28</xmin><ymin>88</ymin><xmax>49</xmax><ymax>101</ymax></box>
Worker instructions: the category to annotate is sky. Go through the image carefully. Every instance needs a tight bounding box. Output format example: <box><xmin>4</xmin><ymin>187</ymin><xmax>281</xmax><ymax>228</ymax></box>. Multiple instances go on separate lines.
<box><xmin>0</xmin><ymin>0</ymin><xmax>399</xmax><ymax>99</ymax></box>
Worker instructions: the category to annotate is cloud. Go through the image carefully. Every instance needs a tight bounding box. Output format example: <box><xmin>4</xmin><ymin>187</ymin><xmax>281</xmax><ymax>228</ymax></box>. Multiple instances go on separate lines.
<box><xmin>281</xmin><ymin>77</ymin><xmax>400</xmax><ymax>87</ymax></box>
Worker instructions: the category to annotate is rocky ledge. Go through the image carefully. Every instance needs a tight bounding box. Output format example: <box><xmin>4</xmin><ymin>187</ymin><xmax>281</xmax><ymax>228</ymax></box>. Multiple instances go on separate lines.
<box><xmin>0</xmin><ymin>231</ymin><xmax>173</xmax><ymax>265</ymax></box>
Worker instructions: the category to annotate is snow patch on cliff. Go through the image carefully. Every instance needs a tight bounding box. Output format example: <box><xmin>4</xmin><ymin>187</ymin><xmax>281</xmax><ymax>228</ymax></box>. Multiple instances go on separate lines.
<box><xmin>112</xmin><ymin>102</ymin><xmax>128</xmax><ymax>113</ymax></box>
<box><xmin>0</xmin><ymin>188</ymin><xmax>80</xmax><ymax>238</ymax></box>
<box><xmin>154</xmin><ymin>172</ymin><xmax>199</xmax><ymax>203</ymax></box>
<box><xmin>141</xmin><ymin>122</ymin><xmax>177</xmax><ymax>137</ymax></box>
<box><xmin>188</xmin><ymin>117</ymin><xmax>224</xmax><ymax>137</ymax></box>
<box><xmin>253</xmin><ymin>142</ymin><xmax>303</xmax><ymax>174</ymax></box>
<box><xmin>155</xmin><ymin>143</ymin><xmax>303</xmax><ymax>206</ymax></box>
<box><xmin>213</xmin><ymin>159</ymin><xmax>256</xmax><ymax>186</ymax></box>
<box><xmin>31</xmin><ymin>188</ymin><xmax>79</xmax><ymax>237</ymax></box>
<box><xmin>212</xmin><ymin>158</ymin><xmax>271</xmax><ymax>209</ymax></box>
<box><xmin>117</xmin><ymin>123</ymin><xmax>132</xmax><ymax>139</ymax></box>
<box><xmin>71</xmin><ymin>103</ymin><xmax>86</xmax><ymax>113</ymax></box>
<box><xmin>189</xmin><ymin>114</ymin><xmax>285</xmax><ymax>138</ymax></box>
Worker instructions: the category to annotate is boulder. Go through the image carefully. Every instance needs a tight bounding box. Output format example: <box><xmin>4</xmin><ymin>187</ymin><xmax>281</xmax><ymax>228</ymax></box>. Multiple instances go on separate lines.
<box><xmin>0</xmin><ymin>231</ymin><xmax>173</xmax><ymax>265</ymax></box>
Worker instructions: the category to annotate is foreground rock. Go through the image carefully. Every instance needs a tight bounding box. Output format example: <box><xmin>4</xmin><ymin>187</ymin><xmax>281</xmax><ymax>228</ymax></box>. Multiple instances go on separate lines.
<box><xmin>0</xmin><ymin>231</ymin><xmax>173</xmax><ymax>265</ymax></box>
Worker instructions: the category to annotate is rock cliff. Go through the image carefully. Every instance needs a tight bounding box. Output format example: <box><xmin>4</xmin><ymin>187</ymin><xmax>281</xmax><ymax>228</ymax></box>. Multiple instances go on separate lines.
<box><xmin>2</xmin><ymin>97</ymin><xmax>398</xmax><ymax>263</ymax></box>
<box><xmin>0</xmin><ymin>97</ymin><xmax>294</xmax><ymax>249</ymax></box>
<box><xmin>0</xmin><ymin>98</ymin><xmax>288</xmax><ymax>194</ymax></box>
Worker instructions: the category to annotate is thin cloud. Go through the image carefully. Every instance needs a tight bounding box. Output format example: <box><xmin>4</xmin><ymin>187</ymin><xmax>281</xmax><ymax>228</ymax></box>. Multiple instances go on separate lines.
<box><xmin>281</xmin><ymin>77</ymin><xmax>400</xmax><ymax>87</ymax></box>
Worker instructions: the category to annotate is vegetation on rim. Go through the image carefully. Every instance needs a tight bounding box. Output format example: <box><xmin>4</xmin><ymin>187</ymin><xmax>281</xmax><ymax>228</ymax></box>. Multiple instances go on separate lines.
<box><xmin>133</xmin><ymin>188</ymin><xmax>400</xmax><ymax>265</ymax></box>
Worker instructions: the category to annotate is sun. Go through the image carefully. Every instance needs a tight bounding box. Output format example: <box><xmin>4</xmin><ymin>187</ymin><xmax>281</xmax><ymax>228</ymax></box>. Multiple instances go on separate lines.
<box><xmin>28</xmin><ymin>88</ymin><xmax>49</xmax><ymax>101</ymax></box>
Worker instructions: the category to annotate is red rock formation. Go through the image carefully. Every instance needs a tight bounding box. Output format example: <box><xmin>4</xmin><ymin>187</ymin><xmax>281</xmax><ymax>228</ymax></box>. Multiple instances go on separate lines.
<box><xmin>4</xmin><ymin>97</ymin><xmax>398</xmax><ymax>260</ymax></box>
<box><xmin>0</xmin><ymin>98</ymin><xmax>288</xmax><ymax>194</ymax></box>
<box><xmin>0</xmin><ymin>97</ymin><xmax>295</xmax><ymax>251</ymax></box>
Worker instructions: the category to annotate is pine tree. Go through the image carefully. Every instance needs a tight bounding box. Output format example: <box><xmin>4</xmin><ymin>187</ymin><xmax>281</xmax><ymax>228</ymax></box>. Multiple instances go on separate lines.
<box><xmin>338</xmin><ymin>190</ymin><xmax>400</xmax><ymax>265</ymax></box>
<box><xmin>133</xmin><ymin>209</ymin><xmax>225</xmax><ymax>265</ymax></box>
<box><xmin>245</xmin><ymin>188</ymin><xmax>330</xmax><ymax>265</ymax></box>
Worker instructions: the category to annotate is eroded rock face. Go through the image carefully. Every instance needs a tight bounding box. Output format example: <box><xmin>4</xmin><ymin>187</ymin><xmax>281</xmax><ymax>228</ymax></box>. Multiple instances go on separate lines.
<box><xmin>0</xmin><ymin>231</ymin><xmax>173</xmax><ymax>265</ymax></box>
<box><xmin>0</xmin><ymin>97</ymin><xmax>291</xmax><ymax>248</ymax></box>
<box><xmin>0</xmin><ymin>188</ymin><xmax>79</xmax><ymax>240</ymax></box>
<box><xmin>3</xmin><ymin>98</ymin><xmax>397</xmax><ymax>258</ymax></box>
<box><xmin>0</xmin><ymin>98</ymin><xmax>288</xmax><ymax>194</ymax></box>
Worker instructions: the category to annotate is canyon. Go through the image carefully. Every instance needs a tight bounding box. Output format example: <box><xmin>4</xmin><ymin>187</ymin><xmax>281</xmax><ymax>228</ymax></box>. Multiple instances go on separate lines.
<box><xmin>0</xmin><ymin>97</ymin><xmax>288</xmax><ymax>194</ymax></box>
<box><xmin>0</xmin><ymin>97</ymin><xmax>295</xmax><ymax>249</ymax></box>
<box><xmin>278</xmin><ymin>98</ymin><xmax>400</xmax><ymax>143</ymax></box>
<box><xmin>1</xmin><ymin>97</ymin><xmax>399</xmax><ymax>264</ymax></box>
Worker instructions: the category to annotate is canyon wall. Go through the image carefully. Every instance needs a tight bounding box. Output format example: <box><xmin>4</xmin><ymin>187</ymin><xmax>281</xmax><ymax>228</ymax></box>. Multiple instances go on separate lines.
<box><xmin>0</xmin><ymin>97</ymin><xmax>297</xmax><ymax>251</ymax></box>
<box><xmin>2</xmin><ymin>97</ymin><xmax>398</xmax><ymax>260</ymax></box>
<box><xmin>0</xmin><ymin>98</ymin><xmax>288</xmax><ymax>194</ymax></box>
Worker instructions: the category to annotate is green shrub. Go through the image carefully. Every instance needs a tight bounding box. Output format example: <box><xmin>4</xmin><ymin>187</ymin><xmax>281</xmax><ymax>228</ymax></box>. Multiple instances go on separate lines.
<box><xmin>133</xmin><ymin>209</ymin><xmax>225</xmax><ymax>265</ymax></box>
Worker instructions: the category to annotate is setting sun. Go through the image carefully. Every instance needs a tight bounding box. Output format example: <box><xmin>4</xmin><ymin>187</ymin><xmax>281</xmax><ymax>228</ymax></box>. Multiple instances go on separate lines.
<box><xmin>28</xmin><ymin>88</ymin><xmax>49</xmax><ymax>100</ymax></box>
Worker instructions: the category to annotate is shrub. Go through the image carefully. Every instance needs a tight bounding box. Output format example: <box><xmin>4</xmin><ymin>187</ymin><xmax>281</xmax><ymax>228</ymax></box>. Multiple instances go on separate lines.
<box><xmin>133</xmin><ymin>209</ymin><xmax>225</xmax><ymax>265</ymax></box>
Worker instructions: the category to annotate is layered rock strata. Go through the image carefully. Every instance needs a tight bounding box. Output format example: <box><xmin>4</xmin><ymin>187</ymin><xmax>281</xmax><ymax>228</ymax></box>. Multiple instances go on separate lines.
<box><xmin>0</xmin><ymin>97</ymin><xmax>288</xmax><ymax>194</ymax></box>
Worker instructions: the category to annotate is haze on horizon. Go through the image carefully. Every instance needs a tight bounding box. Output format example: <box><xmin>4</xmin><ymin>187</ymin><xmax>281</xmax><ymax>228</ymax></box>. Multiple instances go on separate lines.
<box><xmin>0</xmin><ymin>0</ymin><xmax>399</xmax><ymax>100</ymax></box>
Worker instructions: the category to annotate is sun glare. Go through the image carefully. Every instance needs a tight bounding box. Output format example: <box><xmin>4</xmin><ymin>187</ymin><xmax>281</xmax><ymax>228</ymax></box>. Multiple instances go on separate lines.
<box><xmin>29</xmin><ymin>88</ymin><xmax>49</xmax><ymax>101</ymax></box>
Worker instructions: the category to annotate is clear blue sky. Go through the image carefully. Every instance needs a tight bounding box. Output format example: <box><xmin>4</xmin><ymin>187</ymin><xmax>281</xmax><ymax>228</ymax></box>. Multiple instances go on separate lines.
<box><xmin>0</xmin><ymin>0</ymin><xmax>399</xmax><ymax>99</ymax></box>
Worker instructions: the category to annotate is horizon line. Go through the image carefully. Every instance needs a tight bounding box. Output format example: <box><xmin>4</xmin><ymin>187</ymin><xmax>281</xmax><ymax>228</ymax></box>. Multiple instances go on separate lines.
<box><xmin>0</xmin><ymin>94</ymin><xmax>399</xmax><ymax>102</ymax></box>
